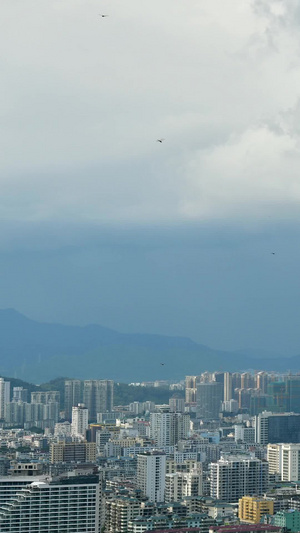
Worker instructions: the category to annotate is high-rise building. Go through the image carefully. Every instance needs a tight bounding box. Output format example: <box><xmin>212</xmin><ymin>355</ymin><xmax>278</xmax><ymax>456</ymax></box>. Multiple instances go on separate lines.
<box><xmin>83</xmin><ymin>380</ymin><xmax>114</xmax><ymax>420</ymax></box>
<box><xmin>224</xmin><ymin>372</ymin><xmax>233</xmax><ymax>402</ymax></box>
<box><xmin>137</xmin><ymin>452</ymin><xmax>166</xmax><ymax>502</ymax></box>
<box><xmin>169</xmin><ymin>394</ymin><xmax>185</xmax><ymax>413</ymax></box>
<box><xmin>210</xmin><ymin>455</ymin><xmax>269</xmax><ymax>501</ymax></box>
<box><xmin>165</xmin><ymin>469</ymin><xmax>203</xmax><ymax>502</ymax></box>
<box><xmin>71</xmin><ymin>404</ymin><xmax>89</xmax><ymax>437</ymax></box>
<box><xmin>31</xmin><ymin>391</ymin><xmax>60</xmax><ymax>404</ymax></box>
<box><xmin>286</xmin><ymin>377</ymin><xmax>300</xmax><ymax>413</ymax></box>
<box><xmin>255</xmin><ymin>412</ymin><xmax>300</xmax><ymax>444</ymax></box>
<box><xmin>282</xmin><ymin>443</ymin><xmax>300</xmax><ymax>482</ymax></box>
<box><xmin>267</xmin><ymin>443</ymin><xmax>300</xmax><ymax>482</ymax></box>
<box><xmin>64</xmin><ymin>379</ymin><xmax>81</xmax><ymax>420</ymax></box>
<box><xmin>256</xmin><ymin>372</ymin><xmax>270</xmax><ymax>394</ymax></box>
<box><xmin>232</xmin><ymin>373</ymin><xmax>242</xmax><ymax>390</ymax></box>
<box><xmin>12</xmin><ymin>387</ymin><xmax>28</xmax><ymax>403</ymax></box>
<box><xmin>241</xmin><ymin>373</ymin><xmax>255</xmax><ymax>389</ymax></box>
<box><xmin>250</xmin><ymin>391</ymin><xmax>268</xmax><ymax>416</ymax></box>
<box><xmin>238</xmin><ymin>389</ymin><xmax>254</xmax><ymax>410</ymax></box>
<box><xmin>196</xmin><ymin>382</ymin><xmax>223</xmax><ymax>420</ymax></box>
<box><xmin>238</xmin><ymin>496</ymin><xmax>274</xmax><ymax>523</ymax></box>
<box><xmin>0</xmin><ymin>379</ymin><xmax>10</xmax><ymax>419</ymax></box>
<box><xmin>150</xmin><ymin>412</ymin><xmax>190</xmax><ymax>446</ymax></box>
<box><xmin>5</xmin><ymin>401</ymin><xmax>24</xmax><ymax>426</ymax></box>
<box><xmin>213</xmin><ymin>372</ymin><xmax>225</xmax><ymax>399</ymax></box>
<box><xmin>267</xmin><ymin>444</ymin><xmax>282</xmax><ymax>475</ymax></box>
<box><xmin>222</xmin><ymin>399</ymin><xmax>239</xmax><ymax>414</ymax></box>
<box><xmin>266</xmin><ymin>382</ymin><xmax>288</xmax><ymax>413</ymax></box>
<box><xmin>0</xmin><ymin>473</ymin><xmax>103</xmax><ymax>532</ymax></box>
<box><xmin>185</xmin><ymin>376</ymin><xmax>197</xmax><ymax>403</ymax></box>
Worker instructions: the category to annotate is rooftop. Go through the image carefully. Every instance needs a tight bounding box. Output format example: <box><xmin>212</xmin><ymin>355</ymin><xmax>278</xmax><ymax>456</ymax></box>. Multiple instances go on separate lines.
<box><xmin>211</xmin><ymin>526</ymin><xmax>282</xmax><ymax>533</ymax></box>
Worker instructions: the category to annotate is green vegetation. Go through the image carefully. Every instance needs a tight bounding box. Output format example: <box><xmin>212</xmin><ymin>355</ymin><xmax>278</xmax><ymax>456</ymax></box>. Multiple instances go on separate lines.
<box><xmin>0</xmin><ymin>376</ymin><xmax>39</xmax><ymax>396</ymax></box>
<box><xmin>1</xmin><ymin>376</ymin><xmax>184</xmax><ymax>408</ymax></box>
<box><xmin>114</xmin><ymin>383</ymin><xmax>184</xmax><ymax>405</ymax></box>
<box><xmin>28</xmin><ymin>427</ymin><xmax>44</xmax><ymax>434</ymax></box>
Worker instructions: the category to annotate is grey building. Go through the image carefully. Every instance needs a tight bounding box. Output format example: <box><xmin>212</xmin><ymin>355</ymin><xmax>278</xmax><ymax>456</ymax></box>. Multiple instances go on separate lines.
<box><xmin>197</xmin><ymin>382</ymin><xmax>223</xmax><ymax>420</ymax></box>
<box><xmin>64</xmin><ymin>379</ymin><xmax>81</xmax><ymax>420</ymax></box>
<box><xmin>255</xmin><ymin>412</ymin><xmax>300</xmax><ymax>445</ymax></box>
<box><xmin>83</xmin><ymin>380</ymin><xmax>114</xmax><ymax>420</ymax></box>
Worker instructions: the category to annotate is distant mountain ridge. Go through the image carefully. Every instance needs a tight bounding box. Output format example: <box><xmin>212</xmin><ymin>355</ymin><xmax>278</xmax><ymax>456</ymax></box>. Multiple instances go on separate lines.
<box><xmin>0</xmin><ymin>309</ymin><xmax>299</xmax><ymax>383</ymax></box>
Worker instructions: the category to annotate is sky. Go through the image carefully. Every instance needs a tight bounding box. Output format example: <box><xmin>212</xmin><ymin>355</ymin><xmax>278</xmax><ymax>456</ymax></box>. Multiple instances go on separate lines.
<box><xmin>1</xmin><ymin>0</ymin><xmax>300</xmax><ymax>355</ymax></box>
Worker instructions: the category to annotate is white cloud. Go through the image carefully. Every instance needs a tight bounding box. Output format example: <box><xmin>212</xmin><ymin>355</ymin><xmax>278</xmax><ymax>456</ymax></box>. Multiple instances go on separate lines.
<box><xmin>1</xmin><ymin>0</ymin><xmax>300</xmax><ymax>225</ymax></box>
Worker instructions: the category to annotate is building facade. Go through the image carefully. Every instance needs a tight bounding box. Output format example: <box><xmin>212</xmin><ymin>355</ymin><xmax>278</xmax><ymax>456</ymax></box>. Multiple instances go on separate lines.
<box><xmin>137</xmin><ymin>452</ymin><xmax>166</xmax><ymax>503</ymax></box>
<box><xmin>0</xmin><ymin>474</ymin><xmax>103</xmax><ymax>532</ymax></box>
<box><xmin>210</xmin><ymin>455</ymin><xmax>269</xmax><ymax>502</ymax></box>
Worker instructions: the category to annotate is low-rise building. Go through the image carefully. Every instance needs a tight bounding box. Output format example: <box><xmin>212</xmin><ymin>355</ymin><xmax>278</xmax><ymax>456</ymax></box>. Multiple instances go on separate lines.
<box><xmin>239</xmin><ymin>497</ymin><xmax>274</xmax><ymax>524</ymax></box>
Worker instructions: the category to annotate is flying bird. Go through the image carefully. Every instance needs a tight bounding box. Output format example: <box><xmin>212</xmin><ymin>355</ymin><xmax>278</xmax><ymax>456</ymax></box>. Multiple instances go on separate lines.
<box><xmin>99</xmin><ymin>14</ymin><xmax>109</xmax><ymax>17</ymax></box>
<box><xmin>160</xmin><ymin>363</ymin><xmax>165</xmax><ymax>366</ymax></box>
<box><xmin>156</xmin><ymin>139</ymin><xmax>165</xmax><ymax>143</ymax></box>
<box><xmin>271</xmin><ymin>252</ymin><xmax>275</xmax><ymax>255</ymax></box>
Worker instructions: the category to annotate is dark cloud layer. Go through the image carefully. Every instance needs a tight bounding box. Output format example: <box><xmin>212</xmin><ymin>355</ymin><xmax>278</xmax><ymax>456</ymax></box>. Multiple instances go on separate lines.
<box><xmin>1</xmin><ymin>1</ymin><xmax>300</xmax><ymax>355</ymax></box>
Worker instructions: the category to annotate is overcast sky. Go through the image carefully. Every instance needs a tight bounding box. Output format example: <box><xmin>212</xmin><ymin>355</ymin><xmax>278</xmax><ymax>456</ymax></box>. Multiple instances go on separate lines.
<box><xmin>1</xmin><ymin>0</ymin><xmax>300</xmax><ymax>355</ymax></box>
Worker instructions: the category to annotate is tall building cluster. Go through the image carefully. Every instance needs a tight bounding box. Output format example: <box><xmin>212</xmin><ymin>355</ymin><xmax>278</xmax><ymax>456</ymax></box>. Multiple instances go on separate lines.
<box><xmin>0</xmin><ymin>370</ymin><xmax>299</xmax><ymax>532</ymax></box>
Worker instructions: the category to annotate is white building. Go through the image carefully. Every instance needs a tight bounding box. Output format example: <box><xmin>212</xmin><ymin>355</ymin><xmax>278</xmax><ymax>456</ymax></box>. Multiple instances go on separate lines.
<box><xmin>165</xmin><ymin>469</ymin><xmax>203</xmax><ymax>502</ymax></box>
<box><xmin>267</xmin><ymin>444</ymin><xmax>283</xmax><ymax>475</ymax></box>
<box><xmin>71</xmin><ymin>404</ymin><xmax>89</xmax><ymax>438</ymax></box>
<box><xmin>281</xmin><ymin>444</ymin><xmax>300</xmax><ymax>482</ymax></box>
<box><xmin>210</xmin><ymin>454</ymin><xmax>269</xmax><ymax>502</ymax></box>
<box><xmin>54</xmin><ymin>421</ymin><xmax>72</xmax><ymax>438</ymax></box>
<box><xmin>234</xmin><ymin>425</ymin><xmax>255</xmax><ymax>443</ymax></box>
<box><xmin>267</xmin><ymin>443</ymin><xmax>300</xmax><ymax>482</ymax></box>
<box><xmin>0</xmin><ymin>473</ymin><xmax>103</xmax><ymax>532</ymax></box>
<box><xmin>150</xmin><ymin>412</ymin><xmax>190</xmax><ymax>446</ymax></box>
<box><xmin>137</xmin><ymin>452</ymin><xmax>166</xmax><ymax>502</ymax></box>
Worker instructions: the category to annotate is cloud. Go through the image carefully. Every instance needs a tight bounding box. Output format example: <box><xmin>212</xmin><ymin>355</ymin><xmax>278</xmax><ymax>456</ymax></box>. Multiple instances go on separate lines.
<box><xmin>181</xmin><ymin>122</ymin><xmax>300</xmax><ymax>221</ymax></box>
<box><xmin>1</xmin><ymin>0</ymin><xmax>300</xmax><ymax>228</ymax></box>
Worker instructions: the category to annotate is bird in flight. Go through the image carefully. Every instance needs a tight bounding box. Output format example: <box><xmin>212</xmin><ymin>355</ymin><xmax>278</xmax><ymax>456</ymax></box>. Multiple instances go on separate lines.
<box><xmin>99</xmin><ymin>14</ymin><xmax>109</xmax><ymax>17</ymax></box>
<box><xmin>271</xmin><ymin>252</ymin><xmax>275</xmax><ymax>255</ymax></box>
<box><xmin>156</xmin><ymin>139</ymin><xmax>165</xmax><ymax>143</ymax></box>
<box><xmin>160</xmin><ymin>363</ymin><xmax>165</xmax><ymax>366</ymax></box>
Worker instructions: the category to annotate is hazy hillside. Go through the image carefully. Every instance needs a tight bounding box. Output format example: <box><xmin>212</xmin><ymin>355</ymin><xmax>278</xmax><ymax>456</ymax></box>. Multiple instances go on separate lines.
<box><xmin>0</xmin><ymin>309</ymin><xmax>298</xmax><ymax>383</ymax></box>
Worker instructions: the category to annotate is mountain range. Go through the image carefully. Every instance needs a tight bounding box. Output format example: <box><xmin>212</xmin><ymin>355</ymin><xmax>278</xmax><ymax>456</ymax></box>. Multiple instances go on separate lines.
<box><xmin>0</xmin><ymin>309</ymin><xmax>298</xmax><ymax>383</ymax></box>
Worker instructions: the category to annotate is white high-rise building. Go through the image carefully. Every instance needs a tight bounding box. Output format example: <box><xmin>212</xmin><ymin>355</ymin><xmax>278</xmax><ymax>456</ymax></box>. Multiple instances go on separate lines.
<box><xmin>267</xmin><ymin>443</ymin><xmax>300</xmax><ymax>482</ymax></box>
<box><xmin>137</xmin><ymin>452</ymin><xmax>166</xmax><ymax>502</ymax></box>
<box><xmin>0</xmin><ymin>473</ymin><xmax>103</xmax><ymax>532</ymax></box>
<box><xmin>165</xmin><ymin>469</ymin><xmax>203</xmax><ymax>502</ymax></box>
<box><xmin>267</xmin><ymin>444</ymin><xmax>283</xmax><ymax>475</ymax></box>
<box><xmin>71</xmin><ymin>404</ymin><xmax>89</xmax><ymax>437</ymax></box>
<box><xmin>150</xmin><ymin>412</ymin><xmax>190</xmax><ymax>446</ymax></box>
<box><xmin>0</xmin><ymin>379</ymin><xmax>10</xmax><ymax>419</ymax></box>
<box><xmin>282</xmin><ymin>444</ymin><xmax>300</xmax><ymax>482</ymax></box>
<box><xmin>210</xmin><ymin>455</ymin><xmax>269</xmax><ymax>501</ymax></box>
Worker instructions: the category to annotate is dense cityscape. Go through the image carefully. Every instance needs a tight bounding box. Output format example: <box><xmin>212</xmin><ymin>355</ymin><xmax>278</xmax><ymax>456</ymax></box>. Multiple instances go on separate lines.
<box><xmin>2</xmin><ymin>1</ymin><xmax>300</xmax><ymax>532</ymax></box>
<box><xmin>0</xmin><ymin>372</ymin><xmax>299</xmax><ymax>531</ymax></box>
